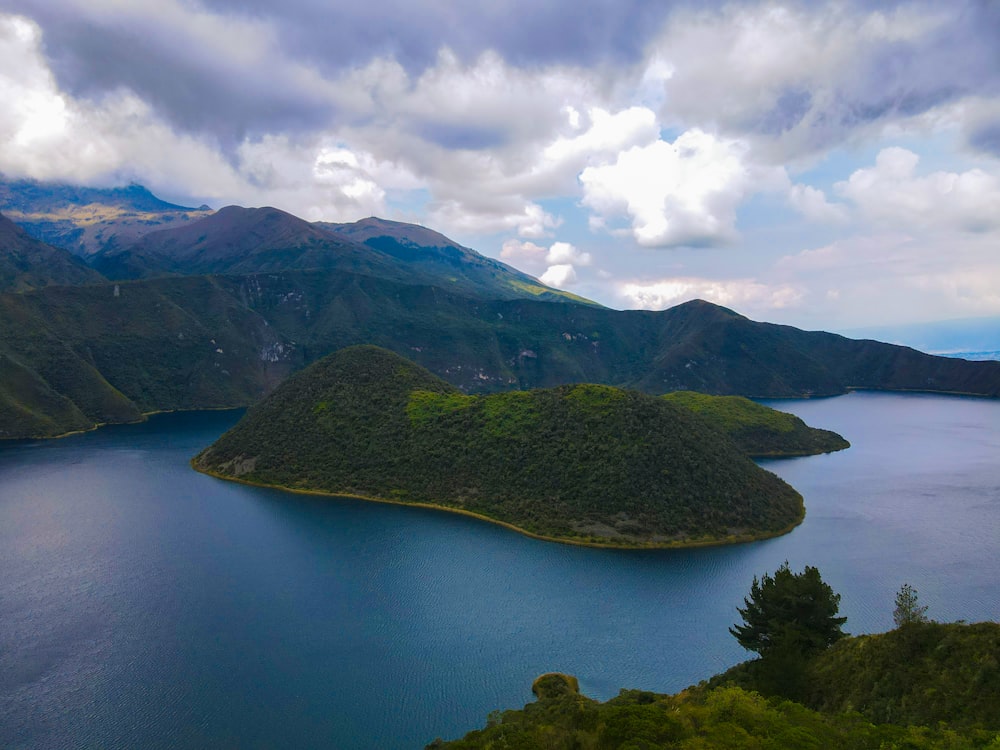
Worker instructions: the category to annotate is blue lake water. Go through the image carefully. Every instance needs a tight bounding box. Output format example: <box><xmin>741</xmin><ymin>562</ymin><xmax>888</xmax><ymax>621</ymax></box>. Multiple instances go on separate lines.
<box><xmin>1</xmin><ymin>391</ymin><xmax>998</xmax><ymax>749</ymax></box>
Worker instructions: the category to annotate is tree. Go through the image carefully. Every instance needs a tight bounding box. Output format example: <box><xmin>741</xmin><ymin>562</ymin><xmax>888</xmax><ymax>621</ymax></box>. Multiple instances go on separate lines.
<box><xmin>730</xmin><ymin>562</ymin><xmax>847</xmax><ymax>658</ymax></box>
<box><xmin>893</xmin><ymin>583</ymin><xmax>929</xmax><ymax>627</ymax></box>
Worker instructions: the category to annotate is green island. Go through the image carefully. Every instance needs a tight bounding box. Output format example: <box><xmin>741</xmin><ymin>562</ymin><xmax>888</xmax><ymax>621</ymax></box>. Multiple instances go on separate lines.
<box><xmin>192</xmin><ymin>345</ymin><xmax>850</xmax><ymax>548</ymax></box>
<box><xmin>429</xmin><ymin>572</ymin><xmax>1000</xmax><ymax>749</ymax></box>
<box><xmin>661</xmin><ymin>391</ymin><xmax>850</xmax><ymax>456</ymax></box>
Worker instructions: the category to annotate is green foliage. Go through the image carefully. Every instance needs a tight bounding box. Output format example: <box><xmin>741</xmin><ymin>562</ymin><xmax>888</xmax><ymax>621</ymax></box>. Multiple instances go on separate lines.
<box><xmin>730</xmin><ymin>562</ymin><xmax>847</xmax><ymax>659</ymax></box>
<box><xmin>662</xmin><ymin>391</ymin><xmax>850</xmax><ymax>457</ymax></box>
<box><xmin>805</xmin><ymin>621</ymin><xmax>1000</xmax><ymax>729</ymax></box>
<box><xmin>894</xmin><ymin>583</ymin><xmax>930</xmax><ymax>628</ymax></box>
<box><xmin>406</xmin><ymin>390</ymin><xmax>474</xmax><ymax>424</ymax></box>
<box><xmin>431</xmin><ymin>676</ymin><xmax>999</xmax><ymax>749</ymax></box>
<box><xmin>716</xmin><ymin>620</ymin><xmax>1000</xmax><ymax>730</ymax></box>
<box><xmin>196</xmin><ymin>345</ymin><xmax>806</xmax><ymax>547</ymax></box>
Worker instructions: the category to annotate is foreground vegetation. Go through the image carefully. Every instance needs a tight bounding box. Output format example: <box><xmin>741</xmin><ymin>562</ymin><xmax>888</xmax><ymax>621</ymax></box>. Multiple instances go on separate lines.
<box><xmin>432</xmin><ymin>570</ymin><xmax>999</xmax><ymax>748</ymax></box>
<box><xmin>194</xmin><ymin>345</ymin><xmax>807</xmax><ymax>547</ymax></box>
<box><xmin>430</xmin><ymin>666</ymin><xmax>1000</xmax><ymax>750</ymax></box>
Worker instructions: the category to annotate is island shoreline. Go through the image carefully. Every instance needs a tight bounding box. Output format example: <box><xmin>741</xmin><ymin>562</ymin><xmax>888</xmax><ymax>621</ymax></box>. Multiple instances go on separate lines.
<box><xmin>191</xmin><ymin>460</ymin><xmax>806</xmax><ymax>551</ymax></box>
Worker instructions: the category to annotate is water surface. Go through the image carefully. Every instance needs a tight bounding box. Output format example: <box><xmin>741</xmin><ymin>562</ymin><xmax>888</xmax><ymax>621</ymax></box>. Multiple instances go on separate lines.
<box><xmin>1</xmin><ymin>392</ymin><xmax>997</xmax><ymax>749</ymax></box>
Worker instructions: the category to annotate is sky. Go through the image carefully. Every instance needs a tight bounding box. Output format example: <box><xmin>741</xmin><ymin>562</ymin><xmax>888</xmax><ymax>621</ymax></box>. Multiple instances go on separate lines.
<box><xmin>2</xmin><ymin>0</ymin><xmax>999</xmax><ymax>329</ymax></box>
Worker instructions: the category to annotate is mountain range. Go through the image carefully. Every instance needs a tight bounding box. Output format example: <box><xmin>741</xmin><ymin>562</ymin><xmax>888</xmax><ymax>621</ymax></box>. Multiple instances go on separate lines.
<box><xmin>1</xmin><ymin>177</ymin><xmax>999</xmax><ymax>440</ymax></box>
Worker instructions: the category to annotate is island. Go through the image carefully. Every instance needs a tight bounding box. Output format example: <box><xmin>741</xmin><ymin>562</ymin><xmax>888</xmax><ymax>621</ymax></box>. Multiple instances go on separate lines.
<box><xmin>192</xmin><ymin>345</ymin><xmax>847</xmax><ymax>548</ymax></box>
<box><xmin>661</xmin><ymin>390</ymin><xmax>850</xmax><ymax>456</ymax></box>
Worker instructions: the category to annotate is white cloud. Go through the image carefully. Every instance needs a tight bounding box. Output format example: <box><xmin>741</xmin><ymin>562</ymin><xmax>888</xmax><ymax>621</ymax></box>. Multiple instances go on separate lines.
<box><xmin>617</xmin><ymin>276</ymin><xmax>803</xmax><ymax>312</ymax></box>
<box><xmin>499</xmin><ymin>239</ymin><xmax>548</xmax><ymax>267</ymax></box>
<box><xmin>788</xmin><ymin>184</ymin><xmax>849</xmax><ymax>223</ymax></box>
<box><xmin>774</xmin><ymin>229</ymin><xmax>1000</xmax><ymax>325</ymax></box>
<box><xmin>499</xmin><ymin>239</ymin><xmax>592</xmax><ymax>288</ymax></box>
<box><xmin>540</xmin><ymin>263</ymin><xmax>578</xmax><ymax>288</ymax></box>
<box><xmin>580</xmin><ymin>129</ymin><xmax>782</xmax><ymax>247</ymax></box>
<box><xmin>542</xmin><ymin>106</ymin><xmax>658</xmax><ymax>168</ymax></box>
<box><xmin>545</xmin><ymin>241</ymin><xmax>591</xmax><ymax>266</ymax></box>
<box><xmin>836</xmin><ymin>147</ymin><xmax>1000</xmax><ymax>231</ymax></box>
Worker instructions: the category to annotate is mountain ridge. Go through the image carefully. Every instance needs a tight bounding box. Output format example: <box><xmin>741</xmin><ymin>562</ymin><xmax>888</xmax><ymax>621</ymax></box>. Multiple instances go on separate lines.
<box><xmin>0</xmin><ymin>212</ymin><xmax>106</xmax><ymax>292</ymax></box>
<box><xmin>2</xmin><ymin>265</ymin><xmax>999</xmax><ymax>440</ymax></box>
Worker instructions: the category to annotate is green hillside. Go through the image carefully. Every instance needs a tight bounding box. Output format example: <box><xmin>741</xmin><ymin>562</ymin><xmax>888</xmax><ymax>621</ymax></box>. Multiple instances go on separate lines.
<box><xmin>0</xmin><ymin>213</ymin><xmax>105</xmax><ymax>292</ymax></box>
<box><xmin>433</xmin><ymin>620</ymin><xmax>1000</xmax><ymax>748</ymax></box>
<box><xmin>661</xmin><ymin>391</ymin><xmax>849</xmax><ymax>456</ymax></box>
<box><xmin>0</xmin><ymin>275</ymin><xmax>295</xmax><ymax>438</ymax></box>
<box><xmin>2</xmin><ymin>265</ymin><xmax>999</xmax><ymax>440</ymax></box>
<box><xmin>715</xmin><ymin>620</ymin><xmax>1000</xmax><ymax>730</ymax></box>
<box><xmin>431</xmin><ymin>660</ymin><xmax>1000</xmax><ymax>750</ymax></box>
<box><xmin>194</xmin><ymin>345</ymin><xmax>805</xmax><ymax>547</ymax></box>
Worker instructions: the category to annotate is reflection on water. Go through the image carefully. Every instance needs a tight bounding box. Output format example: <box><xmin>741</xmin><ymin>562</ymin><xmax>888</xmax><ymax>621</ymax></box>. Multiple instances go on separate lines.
<box><xmin>1</xmin><ymin>392</ymin><xmax>998</xmax><ymax>749</ymax></box>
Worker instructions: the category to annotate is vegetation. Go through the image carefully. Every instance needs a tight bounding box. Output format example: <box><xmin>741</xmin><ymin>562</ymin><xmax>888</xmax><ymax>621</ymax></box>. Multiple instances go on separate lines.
<box><xmin>194</xmin><ymin>345</ymin><xmax>806</xmax><ymax>547</ymax></box>
<box><xmin>716</xmin><ymin>620</ymin><xmax>1000</xmax><ymax>732</ymax></box>
<box><xmin>429</xmin><ymin>672</ymin><xmax>1000</xmax><ymax>749</ymax></box>
<box><xmin>713</xmin><ymin>573</ymin><xmax>1000</xmax><ymax>731</ymax></box>
<box><xmin>894</xmin><ymin>583</ymin><xmax>930</xmax><ymax>627</ymax></box>
<box><xmin>0</xmin><ymin>213</ymin><xmax>105</xmax><ymax>292</ymax></box>
<box><xmin>730</xmin><ymin>563</ymin><xmax>847</xmax><ymax>658</ymax></box>
<box><xmin>432</xmin><ymin>571</ymin><xmax>999</xmax><ymax>747</ymax></box>
<box><xmin>728</xmin><ymin>563</ymin><xmax>848</xmax><ymax>700</ymax></box>
<box><xmin>662</xmin><ymin>391</ymin><xmax>849</xmax><ymax>456</ymax></box>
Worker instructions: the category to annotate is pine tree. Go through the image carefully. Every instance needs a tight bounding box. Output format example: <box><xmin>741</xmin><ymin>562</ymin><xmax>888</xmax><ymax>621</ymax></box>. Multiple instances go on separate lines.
<box><xmin>730</xmin><ymin>561</ymin><xmax>847</xmax><ymax>658</ymax></box>
<box><xmin>893</xmin><ymin>583</ymin><xmax>929</xmax><ymax>627</ymax></box>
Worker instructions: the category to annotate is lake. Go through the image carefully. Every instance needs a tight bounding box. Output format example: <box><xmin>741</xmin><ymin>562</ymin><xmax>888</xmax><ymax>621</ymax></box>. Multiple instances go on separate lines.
<box><xmin>1</xmin><ymin>391</ymin><xmax>998</xmax><ymax>749</ymax></box>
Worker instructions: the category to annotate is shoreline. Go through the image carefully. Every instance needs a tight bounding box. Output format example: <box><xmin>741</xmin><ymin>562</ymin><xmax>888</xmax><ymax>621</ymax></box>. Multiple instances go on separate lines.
<box><xmin>0</xmin><ymin>405</ymin><xmax>245</xmax><ymax>443</ymax></box>
<box><xmin>191</xmin><ymin>461</ymin><xmax>805</xmax><ymax>551</ymax></box>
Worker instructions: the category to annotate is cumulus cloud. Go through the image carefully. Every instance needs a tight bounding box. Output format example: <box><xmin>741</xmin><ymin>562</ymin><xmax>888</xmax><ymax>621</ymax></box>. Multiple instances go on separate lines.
<box><xmin>788</xmin><ymin>184</ymin><xmax>849</xmax><ymax>223</ymax></box>
<box><xmin>545</xmin><ymin>241</ymin><xmax>591</xmax><ymax>267</ymax></box>
<box><xmin>836</xmin><ymin>147</ymin><xmax>1000</xmax><ymax>232</ymax></box>
<box><xmin>500</xmin><ymin>239</ymin><xmax>591</xmax><ymax>288</ymax></box>
<box><xmin>540</xmin><ymin>264</ymin><xmax>578</xmax><ymax>288</ymax></box>
<box><xmin>580</xmin><ymin>129</ymin><xmax>784</xmax><ymax>247</ymax></box>
<box><xmin>617</xmin><ymin>277</ymin><xmax>803</xmax><ymax>313</ymax></box>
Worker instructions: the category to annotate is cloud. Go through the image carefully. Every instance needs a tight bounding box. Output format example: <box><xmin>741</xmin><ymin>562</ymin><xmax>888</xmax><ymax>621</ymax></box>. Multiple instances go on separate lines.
<box><xmin>580</xmin><ymin>129</ymin><xmax>784</xmax><ymax>247</ymax></box>
<box><xmin>545</xmin><ymin>241</ymin><xmax>591</xmax><ymax>267</ymax></box>
<box><xmin>836</xmin><ymin>147</ymin><xmax>1000</xmax><ymax>231</ymax></box>
<box><xmin>788</xmin><ymin>184</ymin><xmax>849</xmax><ymax>223</ymax></box>
<box><xmin>540</xmin><ymin>264</ymin><xmax>578</xmax><ymax>288</ymax></box>
<box><xmin>774</xmin><ymin>229</ymin><xmax>1000</xmax><ymax>325</ymax></box>
<box><xmin>500</xmin><ymin>239</ymin><xmax>590</xmax><ymax>288</ymax></box>
<box><xmin>645</xmin><ymin>3</ymin><xmax>1000</xmax><ymax>159</ymax></box>
<box><xmin>617</xmin><ymin>276</ymin><xmax>803</xmax><ymax>313</ymax></box>
<box><xmin>499</xmin><ymin>239</ymin><xmax>547</xmax><ymax>268</ymax></box>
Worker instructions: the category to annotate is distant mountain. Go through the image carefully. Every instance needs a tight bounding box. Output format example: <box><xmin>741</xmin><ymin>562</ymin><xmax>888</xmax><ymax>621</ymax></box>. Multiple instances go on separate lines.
<box><xmin>3</xmin><ymin>266</ymin><xmax>999</xmax><ymax>440</ymax></box>
<box><xmin>0</xmin><ymin>213</ymin><xmax>105</xmax><ymax>292</ymax></box>
<box><xmin>0</xmin><ymin>177</ymin><xmax>211</xmax><ymax>257</ymax></box>
<box><xmin>91</xmin><ymin>204</ymin><xmax>588</xmax><ymax>304</ymax></box>
<box><xmin>194</xmin><ymin>345</ymin><xmax>804</xmax><ymax>547</ymax></box>
<box><xmin>316</xmin><ymin>216</ymin><xmax>590</xmax><ymax>304</ymax></box>
<box><xmin>90</xmin><ymin>205</ymin><xmax>402</xmax><ymax>281</ymax></box>
<box><xmin>841</xmin><ymin>316</ymin><xmax>1000</xmax><ymax>360</ymax></box>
